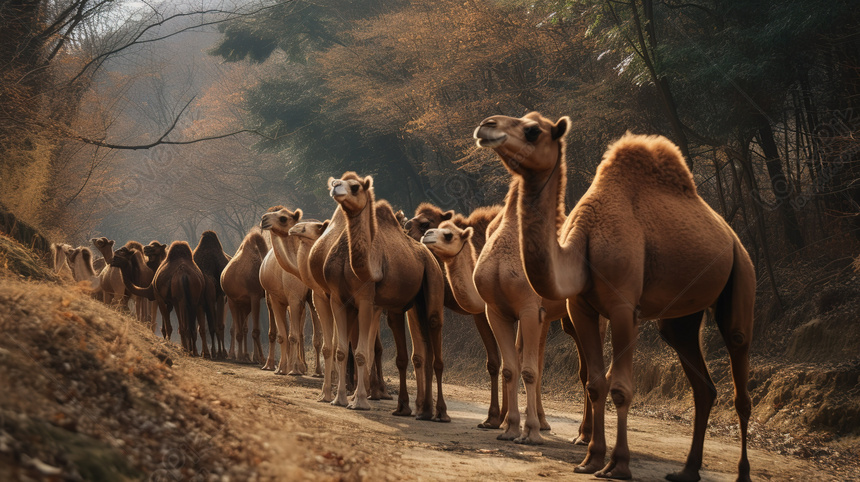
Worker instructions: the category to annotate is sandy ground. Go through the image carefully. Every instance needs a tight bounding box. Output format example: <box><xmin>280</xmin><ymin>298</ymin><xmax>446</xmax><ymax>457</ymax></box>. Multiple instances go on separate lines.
<box><xmin>176</xmin><ymin>356</ymin><xmax>858</xmax><ymax>481</ymax></box>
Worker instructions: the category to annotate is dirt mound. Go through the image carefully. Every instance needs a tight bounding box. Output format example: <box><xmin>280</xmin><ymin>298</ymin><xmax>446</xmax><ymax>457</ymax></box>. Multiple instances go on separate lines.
<box><xmin>0</xmin><ymin>234</ymin><xmax>57</xmax><ymax>282</ymax></box>
<box><xmin>0</xmin><ymin>275</ymin><xmax>263</xmax><ymax>480</ymax></box>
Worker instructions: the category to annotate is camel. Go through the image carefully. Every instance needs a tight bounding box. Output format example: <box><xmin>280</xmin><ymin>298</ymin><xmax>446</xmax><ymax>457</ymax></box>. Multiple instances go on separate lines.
<box><xmin>404</xmin><ymin>203</ymin><xmax>507</xmax><ymax>428</ymax></box>
<box><xmin>221</xmin><ymin>228</ymin><xmax>268</xmax><ymax>364</ymax></box>
<box><xmin>91</xmin><ymin>237</ymin><xmax>128</xmax><ymax>309</ymax></box>
<box><xmin>193</xmin><ymin>231</ymin><xmax>230</xmax><ymax>358</ymax></box>
<box><xmin>259</xmin><ymin>207</ymin><xmax>325</xmax><ymax>376</ymax></box>
<box><xmin>142</xmin><ymin>241</ymin><xmax>168</xmax><ymax>333</ymax></box>
<box><xmin>51</xmin><ymin>243</ymin><xmax>75</xmax><ymax>280</ymax></box>
<box><xmin>66</xmin><ymin>246</ymin><xmax>100</xmax><ymax>292</ymax></box>
<box><xmin>123</xmin><ymin>240</ymin><xmax>155</xmax><ymax>323</ymax></box>
<box><xmin>474</xmin><ymin>112</ymin><xmax>755</xmax><ymax>482</ymax></box>
<box><xmin>112</xmin><ymin>242</ymin><xmax>213</xmax><ymax>357</ymax></box>
<box><xmin>324</xmin><ymin>172</ymin><xmax>447</xmax><ymax>419</ymax></box>
<box><xmin>422</xmin><ymin>205</ymin><xmax>603</xmax><ymax>446</ymax></box>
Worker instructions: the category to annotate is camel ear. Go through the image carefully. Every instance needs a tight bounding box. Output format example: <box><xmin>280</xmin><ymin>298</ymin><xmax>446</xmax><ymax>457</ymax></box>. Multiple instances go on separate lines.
<box><xmin>552</xmin><ymin>116</ymin><xmax>570</xmax><ymax>140</ymax></box>
<box><xmin>321</xmin><ymin>220</ymin><xmax>330</xmax><ymax>232</ymax></box>
<box><xmin>462</xmin><ymin>227</ymin><xmax>473</xmax><ymax>241</ymax></box>
<box><xmin>363</xmin><ymin>175</ymin><xmax>373</xmax><ymax>190</ymax></box>
<box><xmin>441</xmin><ymin>210</ymin><xmax>454</xmax><ymax>221</ymax></box>
<box><xmin>327</xmin><ymin>177</ymin><xmax>336</xmax><ymax>189</ymax></box>
<box><xmin>107</xmin><ymin>240</ymin><xmax>115</xmax><ymax>247</ymax></box>
<box><xmin>159</xmin><ymin>243</ymin><xmax>167</xmax><ymax>249</ymax></box>
<box><xmin>293</xmin><ymin>209</ymin><xmax>302</xmax><ymax>221</ymax></box>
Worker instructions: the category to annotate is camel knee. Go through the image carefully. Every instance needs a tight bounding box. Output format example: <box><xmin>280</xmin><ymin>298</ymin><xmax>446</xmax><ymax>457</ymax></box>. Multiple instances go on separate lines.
<box><xmin>727</xmin><ymin>330</ymin><xmax>750</xmax><ymax>350</ymax></box>
<box><xmin>412</xmin><ymin>355</ymin><xmax>424</xmax><ymax>369</ymax></box>
<box><xmin>428</xmin><ymin>313</ymin><xmax>443</xmax><ymax>331</ymax></box>
<box><xmin>586</xmin><ymin>377</ymin><xmax>608</xmax><ymax>403</ymax></box>
<box><xmin>735</xmin><ymin>393</ymin><xmax>752</xmax><ymax>419</ymax></box>
<box><xmin>610</xmin><ymin>384</ymin><xmax>633</xmax><ymax>409</ymax></box>
<box><xmin>502</xmin><ymin>368</ymin><xmax>514</xmax><ymax>383</ymax></box>
<box><xmin>322</xmin><ymin>346</ymin><xmax>333</xmax><ymax>359</ymax></box>
<box><xmin>252</xmin><ymin>328</ymin><xmax>261</xmax><ymax>339</ymax></box>
<box><xmin>288</xmin><ymin>334</ymin><xmax>299</xmax><ymax>345</ymax></box>
<box><xmin>433</xmin><ymin>358</ymin><xmax>444</xmax><ymax>373</ymax></box>
<box><xmin>354</xmin><ymin>352</ymin><xmax>367</xmax><ymax>367</ymax></box>
<box><xmin>486</xmin><ymin>360</ymin><xmax>500</xmax><ymax>377</ymax></box>
<box><xmin>395</xmin><ymin>355</ymin><xmax>408</xmax><ymax>371</ymax></box>
<box><xmin>521</xmin><ymin>367</ymin><xmax>537</xmax><ymax>385</ymax></box>
<box><xmin>336</xmin><ymin>349</ymin><xmax>347</xmax><ymax>362</ymax></box>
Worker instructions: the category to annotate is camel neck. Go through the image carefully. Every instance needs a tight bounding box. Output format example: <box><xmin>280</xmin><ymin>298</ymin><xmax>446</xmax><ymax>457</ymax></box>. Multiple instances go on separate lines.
<box><xmin>443</xmin><ymin>240</ymin><xmax>483</xmax><ymax>314</ymax></box>
<box><xmin>345</xmin><ymin>197</ymin><xmax>378</xmax><ymax>282</ymax></box>
<box><xmin>270</xmin><ymin>233</ymin><xmax>301</xmax><ymax>277</ymax></box>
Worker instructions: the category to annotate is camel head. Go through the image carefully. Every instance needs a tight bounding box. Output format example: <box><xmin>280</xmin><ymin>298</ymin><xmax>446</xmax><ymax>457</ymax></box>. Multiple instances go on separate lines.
<box><xmin>421</xmin><ymin>221</ymin><xmax>473</xmax><ymax>261</ymax></box>
<box><xmin>196</xmin><ymin>231</ymin><xmax>224</xmax><ymax>251</ymax></box>
<box><xmin>143</xmin><ymin>241</ymin><xmax>167</xmax><ymax>261</ymax></box>
<box><xmin>260</xmin><ymin>206</ymin><xmax>303</xmax><ymax>237</ymax></box>
<box><xmin>329</xmin><ymin>172</ymin><xmax>373</xmax><ymax>215</ymax></box>
<box><xmin>474</xmin><ymin>112</ymin><xmax>570</xmax><ymax>177</ymax></box>
<box><xmin>288</xmin><ymin>220</ymin><xmax>330</xmax><ymax>241</ymax></box>
<box><xmin>405</xmin><ymin>202</ymin><xmax>455</xmax><ymax>241</ymax></box>
<box><xmin>109</xmin><ymin>246</ymin><xmax>134</xmax><ymax>269</ymax></box>
<box><xmin>91</xmin><ymin>237</ymin><xmax>114</xmax><ymax>256</ymax></box>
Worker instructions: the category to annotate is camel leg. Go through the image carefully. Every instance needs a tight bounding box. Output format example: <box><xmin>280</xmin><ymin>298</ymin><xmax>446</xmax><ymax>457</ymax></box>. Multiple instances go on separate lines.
<box><xmin>215</xmin><ymin>294</ymin><xmax>226</xmax><ymax>358</ymax></box>
<box><xmin>348</xmin><ymin>303</ymin><xmax>380</xmax><ymax>411</ymax></box>
<box><xmin>568</xmin><ymin>297</ymin><xmax>608</xmax><ymax>475</ymax></box>
<box><xmin>535</xmin><ymin>310</ymin><xmax>553</xmax><ymax>432</ymax></box>
<box><xmin>226</xmin><ymin>298</ymin><xmax>238</xmax><ymax>359</ymax></box>
<box><xmin>427</xmin><ymin>305</ymin><xmax>449</xmax><ymax>423</ymax></box>
<box><xmin>309</xmin><ymin>299</ymin><xmax>324</xmax><ymax>377</ymax></box>
<box><xmin>262</xmin><ymin>295</ymin><xmax>279</xmax><ymax>371</ymax></box>
<box><xmin>659</xmin><ymin>312</ymin><xmax>714</xmax><ymax>482</ymax></box>
<box><xmin>149</xmin><ymin>299</ymin><xmax>158</xmax><ymax>334</ymax></box>
<box><xmin>288</xmin><ymin>301</ymin><xmax>307</xmax><ymax>375</ymax></box>
<box><xmin>561</xmin><ymin>316</ymin><xmax>605</xmax><ymax>445</ymax></box>
<box><xmin>159</xmin><ymin>304</ymin><xmax>172</xmax><ymax>342</ymax></box>
<box><xmin>513</xmin><ymin>305</ymin><xmax>544</xmax><ymax>444</ymax></box>
<box><xmin>715</xmin><ymin>252</ymin><xmax>755</xmax><ymax>482</ymax></box>
<box><xmin>593</xmin><ymin>304</ymin><xmax>638</xmax><ymax>480</ymax></box>
<box><xmin>197</xmin><ymin>304</ymin><xmax>211</xmax><ymax>359</ymax></box>
<box><xmin>387</xmin><ymin>311</ymin><xmax>411</xmax><ymax>416</ymax></box>
<box><xmin>407</xmin><ymin>308</ymin><xmax>433</xmax><ymax>420</ymax></box>
<box><xmin>486</xmin><ymin>305</ymin><xmax>521</xmax><ymax>441</ymax></box>
<box><xmin>313</xmin><ymin>292</ymin><xmax>335</xmax><ymax>402</ymax></box>
<box><xmin>250</xmin><ymin>296</ymin><xmax>264</xmax><ymax>365</ymax></box>
<box><xmin>330</xmin><ymin>299</ymin><xmax>350</xmax><ymax>407</ymax></box>
<box><xmin>474</xmin><ymin>312</ymin><xmax>503</xmax><ymax>429</ymax></box>
<box><xmin>372</xmin><ymin>331</ymin><xmax>392</xmax><ymax>400</ymax></box>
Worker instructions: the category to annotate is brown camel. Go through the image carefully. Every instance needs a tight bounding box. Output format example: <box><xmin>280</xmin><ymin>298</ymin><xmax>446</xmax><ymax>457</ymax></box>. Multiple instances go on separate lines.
<box><xmin>91</xmin><ymin>237</ymin><xmax>128</xmax><ymax>308</ymax></box>
<box><xmin>404</xmin><ymin>203</ymin><xmax>506</xmax><ymax>428</ymax></box>
<box><xmin>260</xmin><ymin>207</ymin><xmax>324</xmax><ymax>376</ymax></box>
<box><xmin>267</xmin><ymin>209</ymin><xmax>388</xmax><ymax>400</ymax></box>
<box><xmin>475</xmin><ymin>112</ymin><xmax>755</xmax><ymax>481</ymax></box>
<box><xmin>112</xmin><ymin>242</ymin><xmax>213</xmax><ymax>357</ymax></box>
<box><xmin>193</xmin><ymin>231</ymin><xmax>230</xmax><ymax>359</ymax></box>
<box><xmin>142</xmin><ymin>241</ymin><xmax>168</xmax><ymax>333</ymax></box>
<box><xmin>221</xmin><ymin>229</ymin><xmax>268</xmax><ymax>364</ymax></box>
<box><xmin>422</xmin><ymin>210</ymin><xmax>603</xmax><ymax>446</ymax></box>
<box><xmin>325</xmin><ymin>172</ymin><xmax>447</xmax><ymax>419</ymax></box>
<box><xmin>123</xmin><ymin>240</ymin><xmax>154</xmax><ymax>323</ymax></box>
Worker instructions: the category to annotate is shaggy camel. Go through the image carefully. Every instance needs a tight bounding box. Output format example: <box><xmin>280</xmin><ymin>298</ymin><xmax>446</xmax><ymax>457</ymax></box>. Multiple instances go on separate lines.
<box><xmin>325</xmin><ymin>172</ymin><xmax>447</xmax><ymax>419</ymax></box>
<box><xmin>66</xmin><ymin>246</ymin><xmax>100</xmax><ymax>292</ymax></box>
<box><xmin>221</xmin><ymin>229</ymin><xmax>268</xmax><ymax>364</ymax></box>
<box><xmin>475</xmin><ymin>112</ymin><xmax>755</xmax><ymax>481</ymax></box>
<box><xmin>113</xmin><ymin>242</ymin><xmax>213</xmax><ymax>357</ymax></box>
<box><xmin>91</xmin><ymin>237</ymin><xmax>127</xmax><ymax>308</ymax></box>
<box><xmin>193</xmin><ymin>231</ymin><xmax>230</xmax><ymax>358</ymax></box>
<box><xmin>123</xmin><ymin>240</ymin><xmax>155</xmax><ymax>323</ymax></box>
<box><xmin>260</xmin><ymin>207</ymin><xmax>323</xmax><ymax>376</ymax></box>
<box><xmin>404</xmin><ymin>204</ymin><xmax>507</xmax><ymax>428</ymax></box>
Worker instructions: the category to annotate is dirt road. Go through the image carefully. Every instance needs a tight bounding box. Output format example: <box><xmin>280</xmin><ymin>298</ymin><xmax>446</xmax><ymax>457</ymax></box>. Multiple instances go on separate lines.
<box><xmin>174</xmin><ymin>355</ymin><xmax>854</xmax><ymax>481</ymax></box>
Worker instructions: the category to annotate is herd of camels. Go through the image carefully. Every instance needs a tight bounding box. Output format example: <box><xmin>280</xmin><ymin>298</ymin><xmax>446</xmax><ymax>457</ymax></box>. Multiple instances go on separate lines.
<box><xmin>50</xmin><ymin>113</ymin><xmax>754</xmax><ymax>482</ymax></box>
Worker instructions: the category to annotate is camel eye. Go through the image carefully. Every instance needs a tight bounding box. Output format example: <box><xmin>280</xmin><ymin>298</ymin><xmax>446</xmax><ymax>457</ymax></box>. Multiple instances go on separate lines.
<box><xmin>524</xmin><ymin>125</ymin><xmax>541</xmax><ymax>142</ymax></box>
<box><xmin>350</xmin><ymin>184</ymin><xmax>360</xmax><ymax>194</ymax></box>
<box><xmin>444</xmin><ymin>232</ymin><xmax>453</xmax><ymax>242</ymax></box>
<box><xmin>279</xmin><ymin>216</ymin><xmax>288</xmax><ymax>223</ymax></box>
<box><xmin>420</xmin><ymin>222</ymin><xmax>430</xmax><ymax>230</ymax></box>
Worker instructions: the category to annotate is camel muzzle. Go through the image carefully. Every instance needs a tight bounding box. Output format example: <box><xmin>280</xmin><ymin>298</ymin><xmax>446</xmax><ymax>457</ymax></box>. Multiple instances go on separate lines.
<box><xmin>474</xmin><ymin>125</ymin><xmax>507</xmax><ymax>148</ymax></box>
<box><xmin>330</xmin><ymin>184</ymin><xmax>348</xmax><ymax>198</ymax></box>
<box><xmin>420</xmin><ymin>230</ymin><xmax>438</xmax><ymax>245</ymax></box>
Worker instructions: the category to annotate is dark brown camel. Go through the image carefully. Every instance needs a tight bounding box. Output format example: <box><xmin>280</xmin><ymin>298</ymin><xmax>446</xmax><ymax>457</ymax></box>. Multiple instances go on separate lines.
<box><xmin>193</xmin><ymin>231</ymin><xmax>230</xmax><ymax>359</ymax></box>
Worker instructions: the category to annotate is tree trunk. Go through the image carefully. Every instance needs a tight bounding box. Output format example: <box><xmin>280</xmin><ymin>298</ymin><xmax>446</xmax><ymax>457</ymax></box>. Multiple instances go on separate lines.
<box><xmin>756</xmin><ymin>120</ymin><xmax>805</xmax><ymax>249</ymax></box>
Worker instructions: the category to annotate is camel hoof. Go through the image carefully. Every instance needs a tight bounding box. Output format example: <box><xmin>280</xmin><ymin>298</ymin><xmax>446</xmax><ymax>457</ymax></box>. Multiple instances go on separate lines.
<box><xmin>261</xmin><ymin>364</ymin><xmax>275</xmax><ymax>371</ymax></box>
<box><xmin>513</xmin><ymin>435</ymin><xmax>544</xmax><ymax>445</ymax></box>
<box><xmin>433</xmin><ymin>412</ymin><xmax>451</xmax><ymax>423</ymax></box>
<box><xmin>288</xmin><ymin>370</ymin><xmax>303</xmax><ymax>376</ymax></box>
<box><xmin>540</xmin><ymin>423</ymin><xmax>551</xmax><ymax>431</ymax></box>
<box><xmin>312</xmin><ymin>373</ymin><xmax>324</xmax><ymax>378</ymax></box>
<box><xmin>331</xmin><ymin>397</ymin><xmax>348</xmax><ymax>407</ymax></box>
<box><xmin>415</xmin><ymin>411</ymin><xmax>434</xmax><ymax>421</ymax></box>
<box><xmin>392</xmin><ymin>406</ymin><xmax>412</xmax><ymax>417</ymax></box>
<box><xmin>379</xmin><ymin>391</ymin><xmax>393</xmax><ymax>401</ymax></box>
<box><xmin>571</xmin><ymin>435</ymin><xmax>590</xmax><ymax>446</ymax></box>
<box><xmin>317</xmin><ymin>394</ymin><xmax>333</xmax><ymax>403</ymax></box>
<box><xmin>347</xmin><ymin>398</ymin><xmax>371</xmax><ymax>411</ymax></box>
<box><xmin>477</xmin><ymin>420</ymin><xmax>502</xmax><ymax>429</ymax></box>
<box><xmin>595</xmin><ymin>461</ymin><xmax>631</xmax><ymax>480</ymax></box>
<box><xmin>574</xmin><ymin>462</ymin><xmax>602</xmax><ymax>474</ymax></box>
<box><xmin>665</xmin><ymin>469</ymin><xmax>701</xmax><ymax>482</ymax></box>
<box><xmin>496</xmin><ymin>430</ymin><xmax>519</xmax><ymax>441</ymax></box>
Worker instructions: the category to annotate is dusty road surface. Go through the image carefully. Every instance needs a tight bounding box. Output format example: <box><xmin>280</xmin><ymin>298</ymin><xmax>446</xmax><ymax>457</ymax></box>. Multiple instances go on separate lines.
<box><xmin>176</xmin><ymin>356</ymin><xmax>856</xmax><ymax>481</ymax></box>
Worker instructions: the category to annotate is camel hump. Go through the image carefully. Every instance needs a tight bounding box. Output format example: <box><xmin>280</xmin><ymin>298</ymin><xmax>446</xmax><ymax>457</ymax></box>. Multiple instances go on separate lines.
<box><xmin>166</xmin><ymin>241</ymin><xmax>194</xmax><ymax>261</ymax></box>
<box><xmin>602</xmin><ymin>133</ymin><xmax>696</xmax><ymax>197</ymax></box>
<box><xmin>125</xmin><ymin>240</ymin><xmax>144</xmax><ymax>252</ymax></box>
<box><xmin>374</xmin><ymin>200</ymin><xmax>401</xmax><ymax>228</ymax></box>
